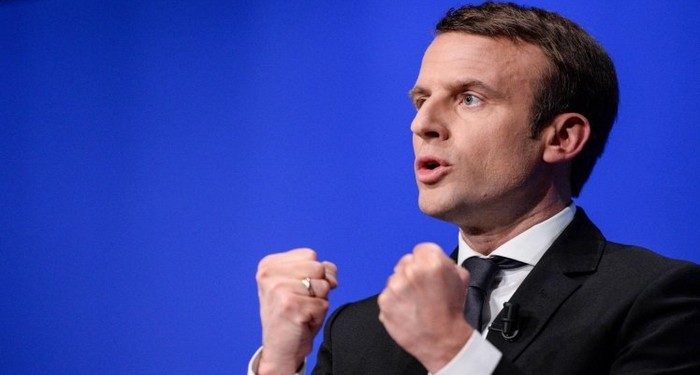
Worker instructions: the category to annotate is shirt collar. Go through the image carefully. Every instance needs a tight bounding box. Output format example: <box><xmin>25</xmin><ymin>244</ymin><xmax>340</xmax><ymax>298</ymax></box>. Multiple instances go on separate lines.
<box><xmin>457</xmin><ymin>204</ymin><xmax>576</xmax><ymax>266</ymax></box>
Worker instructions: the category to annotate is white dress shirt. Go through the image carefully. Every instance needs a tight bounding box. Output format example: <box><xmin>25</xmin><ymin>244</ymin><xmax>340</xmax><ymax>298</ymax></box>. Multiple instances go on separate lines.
<box><xmin>249</xmin><ymin>204</ymin><xmax>576</xmax><ymax>375</ymax></box>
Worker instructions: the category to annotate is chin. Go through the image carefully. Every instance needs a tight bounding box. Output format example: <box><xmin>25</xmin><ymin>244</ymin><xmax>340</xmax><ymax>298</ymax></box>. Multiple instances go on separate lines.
<box><xmin>418</xmin><ymin>191</ymin><xmax>482</xmax><ymax>226</ymax></box>
<box><xmin>417</xmin><ymin>195</ymin><xmax>453</xmax><ymax>221</ymax></box>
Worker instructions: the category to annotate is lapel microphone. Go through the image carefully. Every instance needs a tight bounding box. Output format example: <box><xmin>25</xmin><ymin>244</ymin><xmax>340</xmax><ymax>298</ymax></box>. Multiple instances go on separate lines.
<box><xmin>490</xmin><ymin>302</ymin><xmax>520</xmax><ymax>341</ymax></box>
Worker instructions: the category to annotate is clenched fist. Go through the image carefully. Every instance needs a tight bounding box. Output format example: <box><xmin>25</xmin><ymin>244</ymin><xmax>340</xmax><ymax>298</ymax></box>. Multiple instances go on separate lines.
<box><xmin>256</xmin><ymin>248</ymin><xmax>338</xmax><ymax>375</ymax></box>
<box><xmin>378</xmin><ymin>243</ymin><xmax>473</xmax><ymax>373</ymax></box>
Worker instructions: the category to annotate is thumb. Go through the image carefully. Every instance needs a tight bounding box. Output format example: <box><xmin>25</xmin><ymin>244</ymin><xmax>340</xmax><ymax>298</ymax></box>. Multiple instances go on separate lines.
<box><xmin>455</xmin><ymin>264</ymin><xmax>470</xmax><ymax>288</ymax></box>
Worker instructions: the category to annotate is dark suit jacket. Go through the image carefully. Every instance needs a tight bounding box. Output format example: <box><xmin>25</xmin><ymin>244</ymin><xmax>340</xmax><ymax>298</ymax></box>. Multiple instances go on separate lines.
<box><xmin>311</xmin><ymin>209</ymin><xmax>700</xmax><ymax>374</ymax></box>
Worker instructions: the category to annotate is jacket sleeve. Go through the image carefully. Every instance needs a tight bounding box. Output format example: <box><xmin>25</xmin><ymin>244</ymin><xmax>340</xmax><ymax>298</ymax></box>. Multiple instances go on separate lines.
<box><xmin>310</xmin><ymin>303</ymin><xmax>351</xmax><ymax>375</ymax></box>
<box><xmin>610</xmin><ymin>263</ymin><xmax>700</xmax><ymax>374</ymax></box>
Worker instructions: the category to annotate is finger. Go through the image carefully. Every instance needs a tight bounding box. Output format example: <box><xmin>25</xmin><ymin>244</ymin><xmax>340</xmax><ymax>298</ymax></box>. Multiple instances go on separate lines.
<box><xmin>377</xmin><ymin>290</ymin><xmax>396</xmax><ymax>327</ymax></box>
<box><xmin>298</xmin><ymin>296</ymin><xmax>330</xmax><ymax>331</ymax></box>
<box><xmin>413</xmin><ymin>242</ymin><xmax>448</xmax><ymax>269</ymax></box>
<box><xmin>394</xmin><ymin>254</ymin><xmax>413</xmax><ymax>273</ymax></box>
<box><xmin>284</xmin><ymin>260</ymin><xmax>327</xmax><ymax>279</ymax></box>
<box><xmin>261</xmin><ymin>248</ymin><xmax>318</xmax><ymax>266</ymax></box>
<box><xmin>377</xmin><ymin>291</ymin><xmax>388</xmax><ymax>319</ymax></box>
<box><xmin>285</xmin><ymin>247</ymin><xmax>318</xmax><ymax>259</ymax></box>
<box><xmin>377</xmin><ymin>288</ymin><xmax>393</xmax><ymax>313</ymax></box>
<box><xmin>385</xmin><ymin>272</ymin><xmax>407</xmax><ymax>295</ymax></box>
<box><xmin>300</xmin><ymin>278</ymin><xmax>333</xmax><ymax>299</ymax></box>
<box><xmin>455</xmin><ymin>263</ymin><xmax>470</xmax><ymax>286</ymax></box>
<box><xmin>265</xmin><ymin>277</ymin><xmax>332</xmax><ymax>299</ymax></box>
<box><xmin>321</xmin><ymin>261</ymin><xmax>338</xmax><ymax>289</ymax></box>
<box><xmin>412</xmin><ymin>242</ymin><xmax>444</xmax><ymax>257</ymax></box>
<box><xmin>277</xmin><ymin>293</ymin><xmax>329</xmax><ymax>328</ymax></box>
<box><xmin>259</xmin><ymin>260</ymin><xmax>327</xmax><ymax>282</ymax></box>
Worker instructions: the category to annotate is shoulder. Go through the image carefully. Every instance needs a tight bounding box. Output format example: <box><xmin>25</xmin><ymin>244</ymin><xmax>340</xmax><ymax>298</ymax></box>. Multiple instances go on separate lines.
<box><xmin>597</xmin><ymin>241</ymin><xmax>698</xmax><ymax>285</ymax></box>
<box><xmin>562</xmin><ymin>208</ymin><xmax>697</xmax><ymax>285</ymax></box>
<box><xmin>580</xmin><ymin>240</ymin><xmax>700</xmax><ymax>328</ymax></box>
<box><xmin>602</xmin><ymin>241</ymin><xmax>694</xmax><ymax>268</ymax></box>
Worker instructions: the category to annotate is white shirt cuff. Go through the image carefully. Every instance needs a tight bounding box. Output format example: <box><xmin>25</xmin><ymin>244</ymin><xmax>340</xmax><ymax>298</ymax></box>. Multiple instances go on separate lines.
<box><xmin>431</xmin><ymin>331</ymin><xmax>502</xmax><ymax>375</ymax></box>
<box><xmin>247</xmin><ymin>347</ymin><xmax>306</xmax><ymax>375</ymax></box>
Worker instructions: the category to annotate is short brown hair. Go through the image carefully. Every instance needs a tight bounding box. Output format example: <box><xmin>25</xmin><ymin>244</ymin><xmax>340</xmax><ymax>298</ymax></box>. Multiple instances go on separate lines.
<box><xmin>436</xmin><ymin>2</ymin><xmax>619</xmax><ymax>197</ymax></box>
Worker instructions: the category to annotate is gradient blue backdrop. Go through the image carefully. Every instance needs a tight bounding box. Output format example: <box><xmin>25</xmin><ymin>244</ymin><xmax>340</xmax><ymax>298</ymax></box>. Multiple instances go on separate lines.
<box><xmin>2</xmin><ymin>1</ymin><xmax>698</xmax><ymax>373</ymax></box>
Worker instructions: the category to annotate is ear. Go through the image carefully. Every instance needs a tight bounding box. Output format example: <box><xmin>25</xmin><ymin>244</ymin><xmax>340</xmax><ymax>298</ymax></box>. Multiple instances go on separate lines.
<box><xmin>541</xmin><ymin>113</ymin><xmax>591</xmax><ymax>164</ymax></box>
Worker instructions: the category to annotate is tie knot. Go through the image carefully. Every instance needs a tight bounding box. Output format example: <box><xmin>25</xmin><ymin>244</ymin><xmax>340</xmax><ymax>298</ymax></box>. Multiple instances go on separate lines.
<box><xmin>491</xmin><ymin>255</ymin><xmax>527</xmax><ymax>270</ymax></box>
<box><xmin>461</xmin><ymin>256</ymin><xmax>526</xmax><ymax>290</ymax></box>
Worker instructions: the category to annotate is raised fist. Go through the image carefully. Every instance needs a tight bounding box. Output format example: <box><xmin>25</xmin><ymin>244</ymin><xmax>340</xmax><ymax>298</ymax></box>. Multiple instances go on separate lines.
<box><xmin>256</xmin><ymin>248</ymin><xmax>337</xmax><ymax>375</ymax></box>
<box><xmin>378</xmin><ymin>243</ymin><xmax>473</xmax><ymax>373</ymax></box>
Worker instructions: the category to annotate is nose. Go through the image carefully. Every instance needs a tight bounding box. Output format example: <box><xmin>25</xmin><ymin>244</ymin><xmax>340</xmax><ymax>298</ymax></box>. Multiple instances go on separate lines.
<box><xmin>410</xmin><ymin>99</ymin><xmax>449</xmax><ymax>142</ymax></box>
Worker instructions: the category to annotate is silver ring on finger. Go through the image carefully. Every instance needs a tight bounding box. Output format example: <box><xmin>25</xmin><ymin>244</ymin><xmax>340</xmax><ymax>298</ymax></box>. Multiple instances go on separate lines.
<box><xmin>302</xmin><ymin>277</ymin><xmax>316</xmax><ymax>297</ymax></box>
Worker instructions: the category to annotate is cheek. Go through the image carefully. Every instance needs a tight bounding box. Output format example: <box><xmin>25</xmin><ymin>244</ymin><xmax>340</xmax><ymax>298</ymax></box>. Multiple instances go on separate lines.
<box><xmin>452</xmin><ymin>131</ymin><xmax>505</xmax><ymax>176</ymax></box>
<box><xmin>492</xmin><ymin>138</ymin><xmax>541</xmax><ymax>184</ymax></box>
<box><xmin>461</xmin><ymin>128</ymin><xmax>539</xmax><ymax>186</ymax></box>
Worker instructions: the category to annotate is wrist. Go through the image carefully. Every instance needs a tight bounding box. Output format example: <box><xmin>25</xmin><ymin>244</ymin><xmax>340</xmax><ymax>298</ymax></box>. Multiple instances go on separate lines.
<box><xmin>257</xmin><ymin>349</ymin><xmax>302</xmax><ymax>375</ymax></box>
<box><xmin>419</xmin><ymin>319</ymin><xmax>473</xmax><ymax>373</ymax></box>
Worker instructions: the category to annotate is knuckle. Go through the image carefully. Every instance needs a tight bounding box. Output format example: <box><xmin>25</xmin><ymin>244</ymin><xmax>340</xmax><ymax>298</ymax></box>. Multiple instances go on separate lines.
<box><xmin>293</xmin><ymin>247</ymin><xmax>317</xmax><ymax>259</ymax></box>
<box><xmin>315</xmin><ymin>280</ymin><xmax>331</xmax><ymax>297</ymax></box>
<box><xmin>377</xmin><ymin>291</ymin><xmax>387</xmax><ymax>309</ymax></box>
<box><xmin>386</xmin><ymin>273</ymin><xmax>398</xmax><ymax>287</ymax></box>
<box><xmin>258</xmin><ymin>254</ymin><xmax>273</xmax><ymax>268</ymax></box>
<box><xmin>388</xmin><ymin>274</ymin><xmax>406</xmax><ymax>292</ymax></box>
<box><xmin>403</xmin><ymin>263</ymin><xmax>416</xmax><ymax>280</ymax></box>
<box><xmin>412</xmin><ymin>243</ymin><xmax>428</xmax><ymax>254</ymax></box>
<box><xmin>402</xmin><ymin>264</ymin><xmax>412</xmax><ymax>280</ymax></box>
<box><xmin>257</xmin><ymin>251</ymin><xmax>290</xmax><ymax>279</ymax></box>
<box><xmin>266</xmin><ymin>279</ymin><xmax>286</xmax><ymax>295</ymax></box>
<box><xmin>278</xmin><ymin>293</ymin><xmax>297</xmax><ymax>313</ymax></box>
<box><xmin>426</xmin><ymin>257</ymin><xmax>442</xmax><ymax>272</ymax></box>
<box><xmin>310</xmin><ymin>262</ymin><xmax>325</xmax><ymax>278</ymax></box>
<box><xmin>413</xmin><ymin>242</ymin><xmax>441</xmax><ymax>255</ymax></box>
<box><xmin>291</xmin><ymin>311</ymin><xmax>308</xmax><ymax>326</ymax></box>
<box><xmin>317</xmin><ymin>299</ymin><xmax>329</xmax><ymax>312</ymax></box>
<box><xmin>323</xmin><ymin>261</ymin><xmax>337</xmax><ymax>273</ymax></box>
<box><xmin>395</xmin><ymin>255</ymin><xmax>412</xmax><ymax>271</ymax></box>
<box><xmin>257</xmin><ymin>261</ymin><xmax>271</xmax><ymax>280</ymax></box>
<box><xmin>255</xmin><ymin>266</ymin><xmax>270</xmax><ymax>283</ymax></box>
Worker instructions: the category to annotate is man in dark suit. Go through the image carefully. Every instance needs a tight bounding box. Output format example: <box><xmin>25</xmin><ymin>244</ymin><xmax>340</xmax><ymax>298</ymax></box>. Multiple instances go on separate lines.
<box><xmin>311</xmin><ymin>209</ymin><xmax>699</xmax><ymax>374</ymax></box>
<box><xmin>249</xmin><ymin>3</ymin><xmax>700</xmax><ymax>374</ymax></box>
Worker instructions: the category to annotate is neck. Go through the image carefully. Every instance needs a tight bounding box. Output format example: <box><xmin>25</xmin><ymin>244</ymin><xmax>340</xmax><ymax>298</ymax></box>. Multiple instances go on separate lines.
<box><xmin>459</xmin><ymin>192</ymin><xmax>571</xmax><ymax>256</ymax></box>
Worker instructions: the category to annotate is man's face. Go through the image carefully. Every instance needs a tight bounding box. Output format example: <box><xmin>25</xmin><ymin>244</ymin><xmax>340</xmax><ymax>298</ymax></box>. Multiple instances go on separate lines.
<box><xmin>410</xmin><ymin>32</ymin><xmax>551</xmax><ymax>227</ymax></box>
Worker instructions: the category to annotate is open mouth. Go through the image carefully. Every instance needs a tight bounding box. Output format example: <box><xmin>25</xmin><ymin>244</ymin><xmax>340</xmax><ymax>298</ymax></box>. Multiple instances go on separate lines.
<box><xmin>417</xmin><ymin>157</ymin><xmax>448</xmax><ymax>171</ymax></box>
<box><xmin>425</xmin><ymin>160</ymin><xmax>441</xmax><ymax>170</ymax></box>
<box><xmin>416</xmin><ymin>156</ymin><xmax>451</xmax><ymax>184</ymax></box>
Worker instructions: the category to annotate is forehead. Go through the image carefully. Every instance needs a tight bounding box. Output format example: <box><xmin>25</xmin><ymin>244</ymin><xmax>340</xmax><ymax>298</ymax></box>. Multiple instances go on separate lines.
<box><xmin>415</xmin><ymin>32</ymin><xmax>548</xmax><ymax>94</ymax></box>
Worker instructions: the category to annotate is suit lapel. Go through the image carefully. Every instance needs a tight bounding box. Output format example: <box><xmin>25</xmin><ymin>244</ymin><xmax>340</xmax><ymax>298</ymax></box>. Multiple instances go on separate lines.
<box><xmin>485</xmin><ymin>208</ymin><xmax>606</xmax><ymax>361</ymax></box>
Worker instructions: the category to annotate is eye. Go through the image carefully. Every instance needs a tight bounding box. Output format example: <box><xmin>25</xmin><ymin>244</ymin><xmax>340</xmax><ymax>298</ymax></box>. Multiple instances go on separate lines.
<box><xmin>461</xmin><ymin>94</ymin><xmax>482</xmax><ymax>107</ymax></box>
<box><xmin>413</xmin><ymin>97</ymin><xmax>426</xmax><ymax>110</ymax></box>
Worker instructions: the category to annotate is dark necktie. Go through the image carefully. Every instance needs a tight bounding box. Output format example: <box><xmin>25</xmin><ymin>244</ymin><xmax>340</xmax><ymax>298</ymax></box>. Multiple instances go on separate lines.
<box><xmin>461</xmin><ymin>256</ymin><xmax>526</xmax><ymax>332</ymax></box>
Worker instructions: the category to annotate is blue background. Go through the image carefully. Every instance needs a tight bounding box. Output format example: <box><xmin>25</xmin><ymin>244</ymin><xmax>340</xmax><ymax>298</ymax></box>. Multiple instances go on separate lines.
<box><xmin>1</xmin><ymin>1</ymin><xmax>698</xmax><ymax>373</ymax></box>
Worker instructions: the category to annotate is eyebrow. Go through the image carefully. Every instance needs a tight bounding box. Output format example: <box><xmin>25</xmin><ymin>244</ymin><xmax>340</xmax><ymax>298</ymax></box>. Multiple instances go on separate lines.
<box><xmin>408</xmin><ymin>86</ymin><xmax>427</xmax><ymax>100</ymax></box>
<box><xmin>408</xmin><ymin>79</ymin><xmax>502</xmax><ymax>100</ymax></box>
